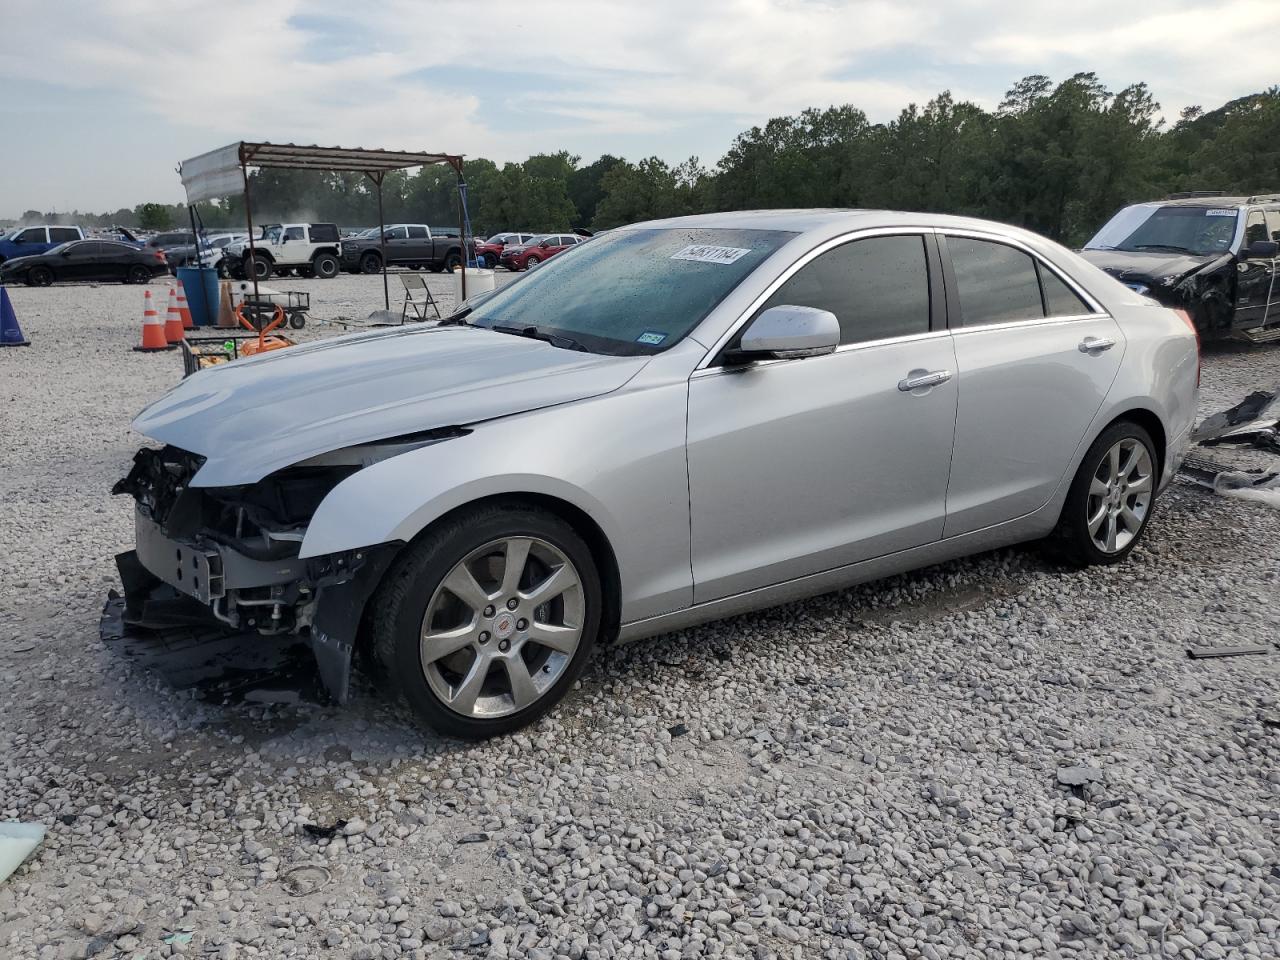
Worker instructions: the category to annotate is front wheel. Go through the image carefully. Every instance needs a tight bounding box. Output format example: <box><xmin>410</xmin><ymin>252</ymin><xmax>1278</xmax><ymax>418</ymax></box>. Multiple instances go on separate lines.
<box><xmin>1050</xmin><ymin>421</ymin><xmax>1157</xmax><ymax>566</ymax></box>
<box><xmin>251</xmin><ymin>255</ymin><xmax>272</xmax><ymax>281</ymax></box>
<box><xmin>359</xmin><ymin>252</ymin><xmax>382</xmax><ymax>275</ymax></box>
<box><xmin>28</xmin><ymin>266</ymin><xmax>54</xmax><ymax>287</ymax></box>
<box><xmin>524</xmin><ymin>255</ymin><xmax>541</xmax><ymax>270</ymax></box>
<box><xmin>371</xmin><ymin>503</ymin><xmax>602</xmax><ymax>740</ymax></box>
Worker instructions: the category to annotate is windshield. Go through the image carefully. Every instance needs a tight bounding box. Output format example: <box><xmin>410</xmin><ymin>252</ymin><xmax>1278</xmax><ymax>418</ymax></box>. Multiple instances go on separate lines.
<box><xmin>263</xmin><ymin>225</ymin><xmax>282</xmax><ymax>242</ymax></box>
<box><xmin>45</xmin><ymin>242</ymin><xmax>72</xmax><ymax>255</ymax></box>
<box><xmin>1086</xmin><ymin>204</ymin><xmax>1239</xmax><ymax>256</ymax></box>
<box><xmin>468</xmin><ymin>227</ymin><xmax>795</xmax><ymax>356</ymax></box>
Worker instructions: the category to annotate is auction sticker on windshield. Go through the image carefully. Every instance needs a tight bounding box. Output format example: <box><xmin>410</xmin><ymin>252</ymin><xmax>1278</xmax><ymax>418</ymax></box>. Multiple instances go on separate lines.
<box><xmin>636</xmin><ymin>331</ymin><xmax>667</xmax><ymax>345</ymax></box>
<box><xmin>1206</xmin><ymin>209</ymin><xmax>1236</xmax><ymax>217</ymax></box>
<box><xmin>670</xmin><ymin>244</ymin><xmax>752</xmax><ymax>265</ymax></box>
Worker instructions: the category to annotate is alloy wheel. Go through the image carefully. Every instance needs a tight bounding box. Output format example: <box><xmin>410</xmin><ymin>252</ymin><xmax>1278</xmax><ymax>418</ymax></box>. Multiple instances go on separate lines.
<box><xmin>420</xmin><ymin>536</ymin><xmax>584</xmax><ymax>718</ymax></box>
<box><xmin>1086</xmin><ymin>438</ymin><xmax>1153</xmax><ymax>554</ymax></box>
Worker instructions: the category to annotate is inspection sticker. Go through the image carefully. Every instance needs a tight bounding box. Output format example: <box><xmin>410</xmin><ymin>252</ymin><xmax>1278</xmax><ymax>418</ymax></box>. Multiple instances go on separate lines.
<box><xmin>1205</xmin><ymin>209</ymin><xmax>1237</xmax><ymax>216</ymax></box>
<box><xmin>636</xmin><ymin>331</ymin><xmax>667</xmax><ymax>345</ymax></box>
<box><xmin>670</xmin><ymin>244</ymin><xmax>752</xmax><ymax>265</ymax></box>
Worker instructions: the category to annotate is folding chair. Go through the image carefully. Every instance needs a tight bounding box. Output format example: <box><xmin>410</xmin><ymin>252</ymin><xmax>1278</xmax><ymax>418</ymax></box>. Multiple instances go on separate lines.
<box><xmin>400</xmin><ymin>273</ymin><xmax>441</xmax><ymax>322</ymax></box>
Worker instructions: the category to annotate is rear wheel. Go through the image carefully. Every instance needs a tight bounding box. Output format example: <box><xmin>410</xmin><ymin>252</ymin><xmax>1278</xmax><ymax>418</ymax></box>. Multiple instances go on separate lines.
<box><xmin>312</xmin><ymin>253</ymin><xmax>339</xmax><ymax>278</ymax></box>
<box><xmin>359</xmin><ymin>252</ymin><xmax>382</xmax><ymax>275</ymax></box>
<box><xmin>28</xmin><ymin>266</ymin><xmax>53</xmax><ymax>287</ymax></box>
<box><xmin>371</xmin><ymin>503</ymin><xmax>602</xmax><ymax>740</ymax></box>
<box><xmin>126</xmin><ymin>265</ymin><xmax>151</xmax><ymax>284</ymax></box>
<box><xmin>1050</xmin><ymin>421</ymin><xmax>1157</xmax><ymax>566</ymax></box>
<box><xmin>443</xmin><ymin>252</ymin><xmax>462</xmax><ymax>273</ymax></box>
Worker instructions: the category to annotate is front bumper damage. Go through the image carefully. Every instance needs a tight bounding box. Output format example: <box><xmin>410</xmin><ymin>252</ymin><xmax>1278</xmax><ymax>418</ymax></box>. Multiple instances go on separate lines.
<box><xmin>109</xmin><ymin>446</ymin><xmax>399</xmax><ymax>702</ymax></box>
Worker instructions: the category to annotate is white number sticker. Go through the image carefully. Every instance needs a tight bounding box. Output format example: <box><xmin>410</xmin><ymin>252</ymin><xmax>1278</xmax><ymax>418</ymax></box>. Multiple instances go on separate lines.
<box><xmin>1205</xmin><ymin>209</ymin><xmax>1236</xmax><ymax>217</ymax></box>
<box><xmin>670</xmin><ymin>244</ymin><xmax>752</xmax><ymax>265</ymax></box>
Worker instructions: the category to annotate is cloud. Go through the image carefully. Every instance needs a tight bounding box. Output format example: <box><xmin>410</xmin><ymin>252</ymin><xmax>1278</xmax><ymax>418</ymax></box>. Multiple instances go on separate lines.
<box><xmin>0</xmin><ymin>0</ymin><xmax>1275</xmax><ymax>212</ymax></box>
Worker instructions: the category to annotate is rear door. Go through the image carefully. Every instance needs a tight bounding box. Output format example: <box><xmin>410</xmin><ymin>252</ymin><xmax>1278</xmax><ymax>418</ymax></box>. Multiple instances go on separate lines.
<box><xmin>1236</xmin><ymin>209</ymin><xmax>1274</xmax><ymax>328</ymax></box>
<box><xmin>941</xmin><ymin>233</ymin><xmax>1124</xmax><ymax>537</ymax></box>
<box><xmin>687</xmin><ymin>232</ymin><xmax>957</xmax><ymax>601</ymax></box>
<box><xmin>405</xmin><ymin>225</ymin><xmax>431</xmax><ymax>262</ymax></box>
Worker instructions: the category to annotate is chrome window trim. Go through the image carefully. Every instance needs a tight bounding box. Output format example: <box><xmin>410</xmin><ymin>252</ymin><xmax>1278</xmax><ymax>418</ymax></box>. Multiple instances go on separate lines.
<box><xmin>938</xmin><ymin>226</ymin><xmax>1107</xmax><ymax>319</ymax></box>
<box><xmin>948</xmin><ymin>312</ymin><xmax>1110</xmax><ymax>336</ymax></box>
<box><xmin>695</xmin><ymin>226</ymin><xmax>939</xmax><ymax>371</ymax></box>
<box><xmin>689</xmin><ymin>329</ymin><xmax>952</xmax><ymax>380</ymax></box>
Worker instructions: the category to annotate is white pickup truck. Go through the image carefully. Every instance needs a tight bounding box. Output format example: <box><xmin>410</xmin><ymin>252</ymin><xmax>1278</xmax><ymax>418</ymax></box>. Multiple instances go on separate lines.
<box><xmin>222</xmin><ymin>223</ymin><xmax>343</xmax><ymax>280</ymax></box>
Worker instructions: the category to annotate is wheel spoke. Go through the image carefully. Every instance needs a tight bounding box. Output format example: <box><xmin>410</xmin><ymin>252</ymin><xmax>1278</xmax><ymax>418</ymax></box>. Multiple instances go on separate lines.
<box><xmin>502</xmin><ymin>657</ymin><xmax>540</xmax><ymax>710</ymax></box>
<box><xmin>1120</xmin><ymin>505</ymin><xmax>1143</xmax><ymax>532</ymax></box>
<box><xmin>449</xmin><ymin>654</ymin><xmax>490</xmax><ymax>714</ymax></box>
<box><xmin>420</xmin><ymin>622</ymin><xmax>477</xmax><ymax>663</ymax></box>
<box><xmin>1090</xmin><ymin>476</ymin><xmax>1110</xmax><ymax>498</ymax></box>
<box><xmin>442</xmin><ymin>563</ymin><xmax>492</xmax><ymax>613</ymax></box>
<box><xmin>1104</xmin><ymin>513</ymin><xmax>1118</xmax><ymax>553</ymax></box>
<box><xmin>1106</xmin><ymin>444</ymin><xmax>1121</xmax><ymax>483</ymax></box>
<box><xmin>1087</xmin><ymin>502</ymin><xmax>1108</xmax><ymax>535</ymax></box>
<box><xmin>1127</xmin><ymin>474</ymin><xmax>1152</xmax><ymax>496</ymax></box>
<box><xmin>500</xmin><ymin>538</ymin><xmax>532</xmax><ymax>597</ymax></box>
<box><xmin>1118</xmin><ymin>442</ymin><xmax>1140</xmax><ymax>480</ymax></box>
<box><xmin>522</xmin><ymin>563</ymin><xmax>579</xmax><ymax>606</ymax></box>
<box><xmin>526</xmin><ymin>621</ymin><xmax>580</xmax><ymax>654</ymax></box>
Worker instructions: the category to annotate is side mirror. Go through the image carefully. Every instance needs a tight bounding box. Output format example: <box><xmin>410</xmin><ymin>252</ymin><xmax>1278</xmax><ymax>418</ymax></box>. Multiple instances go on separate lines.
<box><xmin>1245</xmin><ymin>239</ymin><xmax>1279</xmax><ymax>259</ymax></box>
<box><xmin>728</xmin><ymin>305</ymin><xmax>840</xmax><ymax>363</ymax></box>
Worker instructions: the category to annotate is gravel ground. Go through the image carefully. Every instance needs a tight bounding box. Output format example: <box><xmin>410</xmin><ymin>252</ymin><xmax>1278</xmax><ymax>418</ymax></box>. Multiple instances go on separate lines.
<box><xmin>1</xmin><ymin>275</ymin><xmax>1278</xmax><ymax>960</ymax></box>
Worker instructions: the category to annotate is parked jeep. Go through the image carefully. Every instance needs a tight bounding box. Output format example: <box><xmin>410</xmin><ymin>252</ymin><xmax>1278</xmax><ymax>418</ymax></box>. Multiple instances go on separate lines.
<box><xmin>340</xmin><ymin>224</ymin><xmax>467</xmax><ymax>274</ymax></box>
<box><xmin>0</xmin><ymin>225</ymin><xmax>86</xmax><ymax>264</ymax></box>
<box><xmin>222</xmin><ymin>223</ymin><xmax>343</xmax><ymax>281</ymax></box>
<box><xmin>1082</xmin><ymin>193</ymin><xmax>1280</xmax><ymax>342</ymax></box>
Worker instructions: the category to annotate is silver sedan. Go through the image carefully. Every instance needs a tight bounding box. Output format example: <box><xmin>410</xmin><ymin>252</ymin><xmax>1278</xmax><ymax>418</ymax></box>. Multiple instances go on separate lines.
<box><xmin>114</xmin><ymin>210</ymin><xmax>1199</xmax><ymax>738</ymax></box>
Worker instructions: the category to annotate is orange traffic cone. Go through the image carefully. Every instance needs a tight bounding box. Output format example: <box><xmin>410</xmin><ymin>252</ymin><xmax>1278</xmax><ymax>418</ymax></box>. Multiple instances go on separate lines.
<box><xmin>163</xmin><ymin>287</ymin><xmax>185</xmax><ymax>343</ymax></box>
<box><xmin>216</xmin><ymin>281</ymin><xmax>236</xmax><ymax>328</ymax></box>
<box><xmin>133</xmin><ymin>289</ymin><xmax>175</xmax><ymax>352</ymax></box>
<box><xmin>175</xmin><ymin>279</ymin><xmax>194</xmax><ymax>330</ymax></box>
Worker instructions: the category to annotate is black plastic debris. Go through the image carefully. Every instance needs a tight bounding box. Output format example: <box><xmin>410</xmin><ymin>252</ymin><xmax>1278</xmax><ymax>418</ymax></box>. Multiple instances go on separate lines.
<box><xmin>1056</xmin><ymin>766</ymin><xmax>1103</xmax><ymax>799</ymax></box>
<box><xmin>1192</xmin><ymin>386</ymin><xmax>1279</xmax><ymax>448</ymax></box>
<box><xmin>302</xmin><ymin>820</ymin><xmax>347</xmax><ymax>840</ymax></box>
<box><xmin>668</xmin><ymin>722</ymin><xmax>690</xmax><ymax>738</ymax></box>
<box><xmin>457</xmin><ymin>832</ymin><xmax>489</xmax><ymax>844</ymax></box>
<box><xmin>1187</xmin><ymin>645</ymin><xmax>1272</xmax><ymax>659</ymax></box>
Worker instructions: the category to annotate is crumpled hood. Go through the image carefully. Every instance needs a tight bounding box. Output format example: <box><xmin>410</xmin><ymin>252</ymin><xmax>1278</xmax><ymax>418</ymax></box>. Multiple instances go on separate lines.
<box><xmin>134</xmin><ymin>324</ymin><xmax>648</xmax><ymax>487</ymax></box>
<box><xmin>1080</xmin><ymin>248</ymin><xmax>1220</xmax><ymax>287</ymax></box>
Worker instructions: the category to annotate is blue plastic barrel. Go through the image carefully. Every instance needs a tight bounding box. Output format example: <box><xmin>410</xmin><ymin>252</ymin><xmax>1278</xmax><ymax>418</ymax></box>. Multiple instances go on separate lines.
<box><xmin>176</xmin><ymin>266</ymin><xmax>220</xmax><ymax>327</ymax></box>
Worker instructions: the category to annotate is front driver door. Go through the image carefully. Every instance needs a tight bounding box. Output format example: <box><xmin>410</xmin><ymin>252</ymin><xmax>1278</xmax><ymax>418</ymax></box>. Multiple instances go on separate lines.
<box><xmin>687</xmin><ymin>233</ymin><xmax>957</xmax><ymax>603</ymax></box>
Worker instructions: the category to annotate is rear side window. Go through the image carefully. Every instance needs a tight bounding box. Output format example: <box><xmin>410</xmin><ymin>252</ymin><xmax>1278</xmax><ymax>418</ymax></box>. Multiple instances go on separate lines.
<box><xmin>948</xmin><ymin>237</ymin><xmax>1044</xmax><ymax>326</ymax></box>
<box><xmin>1037</xmin><ymin>264</ymin><xmax>1092</xmax><ymax>317</ymax></box>
<box><xmin>49</xmin><ymin>227</ymin><xmax>80</xmax><ymax>242</ymax></box>
<box><xmin>761</xmin><ymin>234</ymin><xmax>931</xmax><ymax>345</ymax></box>
<box><xmin>407</xmin><ymin>226</ymin><xmax>429</xmax><ymax>239</ymax></box>
<box><xmin>310</xmin><ymin>224</ymin><xmax>340</xmax><ymax>242</ymax></box>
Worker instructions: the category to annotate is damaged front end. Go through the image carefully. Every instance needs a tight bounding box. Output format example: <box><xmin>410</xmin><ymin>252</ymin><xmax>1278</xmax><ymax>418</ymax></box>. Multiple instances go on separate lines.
<box><xmin>110</xmin><ymin>445</ymin><xmax>400</xmax><ymax>701</ymax></box>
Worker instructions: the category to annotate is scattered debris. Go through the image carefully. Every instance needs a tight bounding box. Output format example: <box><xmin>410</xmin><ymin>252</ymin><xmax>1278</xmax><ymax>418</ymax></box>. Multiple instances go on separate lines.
<box><xmin>301</xmin><ymin>819</ymin><xmax>347</xmax><ymax>840</ymax></box>
<box><xmin>1187</xmin><ymin>645</ymin><xmax>1272</xmax><ymax>659</ymax></box>
<box><xmin>1179</xmin><ymin>456</ymin><xmax>1280</xmax><ymax>509</ymax></box>
<box><xmin>1192</xmin><ymin>385</ymin><xmax>1279</xmax><ymax>449</ymax></box>
<box><xmin>668</xmin><ymin>723</ymin><xmax>689</xmax><ymax>738</ymax></box>
<box><xmin>1056</xmin><ymin>766</ymin><xmax>1103</xmax><ymax>798</ymax></box>
<box><xmin>282</xmin><ymin>864</ymin><xmax>331</xmax><ymax>896</ymax></box>
<box><xmin>0</xmin><ymin>822</ymin><xmax>45</xmax><ymax>883</ymax></box>
<box><xmin>457</xmin><ymin>832</ymin><xmax>490</xmax><ymax>844</ymax></box>
<box><xmin>163</xmin><ymin>932</ymin><xmax>194</xmax><ymax>946</ymax></box>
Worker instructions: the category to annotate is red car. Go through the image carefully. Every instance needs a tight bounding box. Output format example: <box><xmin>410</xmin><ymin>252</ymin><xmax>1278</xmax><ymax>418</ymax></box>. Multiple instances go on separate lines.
<box><xmin>475</xmin><ymin>232</ymin><xmax>536</xmax><ymax>268</ymax></box>
<box><xmin>498</xmin><ymin>233</ymin><xmax>585</xmax><ymax>271</ymax></box>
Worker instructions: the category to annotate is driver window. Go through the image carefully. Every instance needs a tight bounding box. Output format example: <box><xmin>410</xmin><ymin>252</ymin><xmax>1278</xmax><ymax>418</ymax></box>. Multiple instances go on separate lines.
<box><xmin>284</xmin><ymin>227</ymin><xmax>305</xmax><ymax>241</ymax></box>
<box><xmin>18</xmin><ymin>228</ymin><xmax>45</xmax><ymax>242</ymax></box>
<box><xmin>759</xmin><ymin>235</ymin><xmax>931</xmax><ymax>345</ymax></box>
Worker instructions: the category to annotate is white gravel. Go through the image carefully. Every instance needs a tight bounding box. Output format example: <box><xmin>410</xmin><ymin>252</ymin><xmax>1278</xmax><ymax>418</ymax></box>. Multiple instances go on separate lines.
<box><xmin>2</xmin><ymin>274</ymin><xmax>1278</xmax><ymax>960</ymax></box>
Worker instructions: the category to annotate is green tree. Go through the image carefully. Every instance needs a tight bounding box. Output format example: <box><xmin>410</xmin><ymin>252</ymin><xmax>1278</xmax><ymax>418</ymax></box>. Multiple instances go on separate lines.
<box><xmin>135</xmin><ymin>202</ymin><xmax>174</xmax><ymax>230</ymax></box>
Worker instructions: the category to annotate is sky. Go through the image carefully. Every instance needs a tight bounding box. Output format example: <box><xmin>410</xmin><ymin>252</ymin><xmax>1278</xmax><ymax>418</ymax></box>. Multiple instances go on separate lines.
<box><xmin>1</xmin><ymin>0</ymin><xmax>1277</xmax><ymax>218</ymax></box>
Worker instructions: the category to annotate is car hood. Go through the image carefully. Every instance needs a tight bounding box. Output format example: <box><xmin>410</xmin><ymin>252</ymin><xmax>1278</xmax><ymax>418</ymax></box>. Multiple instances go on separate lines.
<box><xmin>502</xmin><ymin>246</ymin><xmax>529</xmax><ymax>255</ymax></box>
<box><xmin>133</xmin><ymin>324</ymin><xmax>649</xmax><ymax>487</ymax></box>
<box><xmin>0</xmin><ymin>253</ymin><xmax>43</xmax><ymax>270</ymax></box>
<box><xmin>1080</xmin><ymin>248</ymin><xmax>1222</xmax><ymax>287</ymax></box>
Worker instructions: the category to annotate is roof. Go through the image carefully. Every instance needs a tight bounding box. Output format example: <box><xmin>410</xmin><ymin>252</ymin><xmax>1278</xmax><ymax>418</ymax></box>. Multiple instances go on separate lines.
<box><xmin>178</xmin><ymin>141</ymin><xmax>464</xmax><ymax>204</ymax></box>
<box><xmin>1158</xmin><ymin>195</ymin><xmax>1280</xmax><ymax>207</ymax></box>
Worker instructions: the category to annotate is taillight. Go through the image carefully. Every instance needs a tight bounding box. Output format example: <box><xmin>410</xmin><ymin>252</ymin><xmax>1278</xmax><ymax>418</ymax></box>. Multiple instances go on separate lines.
<box><xmin>155</xmin><ymin>250</ymin><xmax>166</xmax><ymax>261</ymax></box>
<box><xmin>1173</xmin><ymin>308</ymin><xmax>1200</xmax><ymax>388</ymax></box>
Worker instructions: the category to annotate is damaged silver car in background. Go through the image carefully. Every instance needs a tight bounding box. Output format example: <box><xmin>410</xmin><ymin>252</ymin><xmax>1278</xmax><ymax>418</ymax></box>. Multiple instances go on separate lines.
<box><xmin>112</xmin><ymin>210</ymin><xmax>1199</xmax><ymax>739</ymax></box>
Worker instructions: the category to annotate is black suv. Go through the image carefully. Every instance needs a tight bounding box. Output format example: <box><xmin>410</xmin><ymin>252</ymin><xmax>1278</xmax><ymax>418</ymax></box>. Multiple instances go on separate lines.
<box><xmin>1082</xmin><ymin>193</ymin><xmax>1280</xmax><ymax>342</ymax></box>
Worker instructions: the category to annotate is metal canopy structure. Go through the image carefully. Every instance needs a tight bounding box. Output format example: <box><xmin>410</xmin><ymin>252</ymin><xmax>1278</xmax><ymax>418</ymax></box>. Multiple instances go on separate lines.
<box><xmin>179</xmin><ymin>141</ymin><xmax>468</xmax><ymax>310</ymax></box>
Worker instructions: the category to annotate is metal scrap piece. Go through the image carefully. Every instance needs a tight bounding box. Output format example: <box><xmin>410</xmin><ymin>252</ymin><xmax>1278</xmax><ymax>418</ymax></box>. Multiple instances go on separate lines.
<box><xmin>1186</xmin><ymin>645</ymin><xmax>1272</xmax><ymax>659</ymax></box>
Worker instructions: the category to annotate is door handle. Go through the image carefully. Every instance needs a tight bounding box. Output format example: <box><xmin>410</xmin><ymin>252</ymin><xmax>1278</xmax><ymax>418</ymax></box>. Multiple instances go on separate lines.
<box><xmin>898</xmin><ymin>369</ymin><xmax>952</xmax><ymax>392</ymax></box>
<box><xmin>1078</xmin><ymin>336</ymin><xmax>1116</xmax><ymax>353</ymax></box>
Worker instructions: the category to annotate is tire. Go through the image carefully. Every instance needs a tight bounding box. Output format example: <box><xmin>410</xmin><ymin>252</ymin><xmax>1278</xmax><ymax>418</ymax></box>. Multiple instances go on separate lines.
<box><xmin>28</xmin><ymin>266</ymin><xmax>53</xmax><ymax>287</ymax></box>
<box><xmin>310</xmin><ymin>253</ymin><xmax>338</xmax><ymax>279</ymax></box>
<box><xmin>251</xmin><ymin>254</ymin><xmax>272</xmax><ymax>281</ymax></box>
<box><xmin>370</xmin><ymin>503</ymin><xmax>602</xmax><ymax>740</ymax></box>
<box><xmin>524</xmin><ymin>255</ymin><xmax>541</xmax><ymax>270</ymax></box>
<box><xmin>1049</xmin><ymin>420</ymin><xmax>1158</xmax><ymax>566</ymax></box>
<box><xmin>443</xmin><ymin>252</ymin><xmax>462</xmax><ymax>273</ymax></box>
<box><xmin>288</xmin><ymin>312</ymin><xmax>306</xmax><ymax>329</ymax></box>
<box><xmin>359</xmin><ymin>252</ymin><xmax>383</xmax><ymax>275</ymax></box>
<box><xmin>126</xmin><ymin>265</ymin><xmax>151</xmax><ymax>284</ymax></box>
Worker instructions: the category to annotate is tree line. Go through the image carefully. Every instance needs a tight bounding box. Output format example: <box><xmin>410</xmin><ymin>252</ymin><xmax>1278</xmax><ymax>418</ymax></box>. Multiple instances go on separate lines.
<box><xmin>8</xmin><ymin>75</ymin><xmax>1279</xmax><ymax>248</ymax></box>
